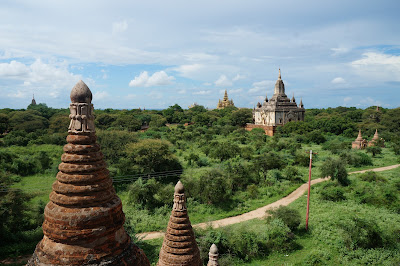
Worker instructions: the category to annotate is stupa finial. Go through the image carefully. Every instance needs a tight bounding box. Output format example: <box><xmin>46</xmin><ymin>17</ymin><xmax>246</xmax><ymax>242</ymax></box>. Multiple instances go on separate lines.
<box><xmin>68</xmin><ymin>80</ymin><xmax>95</xmax><ymax>134</ymax></box>
<box><xmin>207</xmin><ymin>244</ymin><xmax>219</xmax><ymax>266</ymax></box>
<box><xmin>278</xmin><ymin>68</ymin><xmax>281</xmax><ymax>79</ymax></box>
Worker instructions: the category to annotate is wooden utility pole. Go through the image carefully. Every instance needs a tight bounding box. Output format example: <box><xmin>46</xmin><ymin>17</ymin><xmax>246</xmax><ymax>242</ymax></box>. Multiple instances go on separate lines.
<box><xmin>305</xmin><ymin>150</ymin><xmax>317</xmax><ymax>231</ymax></box>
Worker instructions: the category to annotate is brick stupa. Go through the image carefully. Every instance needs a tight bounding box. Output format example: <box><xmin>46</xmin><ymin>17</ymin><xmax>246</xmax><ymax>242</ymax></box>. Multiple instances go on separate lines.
<box><xmin>28</xmin><ymin>81</ymin><xmax>149</xmax><ymax>265</ymax></box>
<box><xmin>207</xmin><ymin>244</ymin><xmax>219</xmax><ymax>266</ymax></box>
<box><xmin>157</xmin><ymin>181</ymin><xmax>201</xmax><ymax>266</ymax></box>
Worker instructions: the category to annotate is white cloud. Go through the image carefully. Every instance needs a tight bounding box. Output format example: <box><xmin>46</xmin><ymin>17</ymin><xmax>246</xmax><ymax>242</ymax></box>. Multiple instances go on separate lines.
<box><xmin>172</xmin><ymin>64</ymin><xmax>205</xmax><ymax>79</ymax></box>
<box><xmin>249</xmin><ymin>80</ymin><xmax>275</xmax><ymax>94</ymax></box>
<box><xmin>7</xmin><ymin>90</ymin><xmax>26</xmax><ymax>98</ymax></box>
<box><xmin>1</xmin><ymin>59</ymin><xmax>82</xmax><ymax>92</ymax></box>
<box><xmin>94</xmin><ymin>91</ymin><xmax>110</xmax><ymax>100</ymax></box>
<box><xmin>360</xmin><ymin>97</ymin><xmax>382</xmax><ymax>107</ymax></box>
<box><xmin>112</xmin><ymin>20</ymin><xmax>128</xmax><ymax>34</ymax></box>
<box><xmin>178</xmin><ymin>89</ymin><xmax>186</xmax><ymax>94</ymax></box>
<box><xmin>331</xmin><ymin>47</ymin><xmax>350</xmax><ymax>56</ymax></box>
<box><xmin>230</xmin><ymin>88</ymin><xmax>243</xmax><ymax>94</ymax></box>
<box><xmin>232</xmin><ymin>74</ymin><xmax>245</xmax><ymax>81</ymax></box>
<box><xmin>351</xmin><ymin>52</ymin><xmax>400</xmax><ymax>81</ymax></box>
<box><xmin>343</xmin><ymin>96</ymin><xmax>352</xmax><ymax>102</ymax></box>
<box><xmin>0</xmin><ymin>60</ymin><xmax>29</xmax><ymax>77</ymax></box>
<box><xmin>129</xmin><ymin>71</ymin><xmax>175</xmax><ymax>87</ymax></box>
<box><xmin>193</xmin><ymin>90</ymin><xmax>212</xmax><ymax>95</ymax></box>
<box><xmin>214</xmin><ymin>75</ymin><xmax>233</xmax><ymax>87</ymax></box>
<box><xmin>331</xmin><ymin>77</ymin><xmax>345</xmax><ymax>84</ymax></box>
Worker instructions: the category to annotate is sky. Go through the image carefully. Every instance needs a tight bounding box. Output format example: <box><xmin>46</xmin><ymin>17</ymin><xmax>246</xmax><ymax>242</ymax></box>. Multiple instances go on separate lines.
<box><xmin>0</xmin><ymin>0</ymin><xmax>399</xmax><ymax>110</ymax></box>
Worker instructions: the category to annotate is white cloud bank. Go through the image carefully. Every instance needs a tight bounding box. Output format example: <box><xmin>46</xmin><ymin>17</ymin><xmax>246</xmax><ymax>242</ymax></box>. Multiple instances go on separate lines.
<box><xmin>112</xmin><ymin>20</ymin><xmax>128</xmax><ymax>34</ymax></box>
<box><xmin>214</xmin><ymin>75</ymin><xmax>233</xmax><ymax>87</ymax></box>
<box><xmin>129</xmin><ymin>71</ymin><xmax>175</xmax><ymax>87</ymax></box>
<box><xmin>331</xmin><ymin>77</ymin><xmax>345</xmax><ymax>84</ymax></box>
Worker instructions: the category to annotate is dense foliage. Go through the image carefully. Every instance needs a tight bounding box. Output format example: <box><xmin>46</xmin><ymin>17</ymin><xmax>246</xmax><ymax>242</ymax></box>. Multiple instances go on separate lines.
<box><xmin>0</xmin><ymin>102</ymin><xmax>399</xmax><ymax>263</ymax></box>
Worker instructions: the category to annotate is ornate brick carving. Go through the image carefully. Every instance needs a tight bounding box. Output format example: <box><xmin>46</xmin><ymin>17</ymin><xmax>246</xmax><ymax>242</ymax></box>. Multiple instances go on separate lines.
<box><xmin>157</xmin><ymin>181</ymin><xmax>202</xmax><ymax>266</ymax></box>
<box><xmin>27</xmin><ymin>80</ymin><xmax>149</xmax><ymax>266</ymax></box>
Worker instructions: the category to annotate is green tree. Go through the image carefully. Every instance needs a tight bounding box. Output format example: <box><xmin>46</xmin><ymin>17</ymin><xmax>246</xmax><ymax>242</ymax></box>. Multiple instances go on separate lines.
<box><xmin>163</xmin><ymin>104</ymin><xmax>184</xmax><ymax>123</ymax></box>
<box><xmin>209</xmin><ymin>141</ymin><xmax>240</xmax><ymax>161</ymax></box>
<box><xmin>366</xmin><ymin>146</ymin><xmax>382</xmax><ymax>157</ymax></box>
<box><xmin>9</xmin><ymin>110</ymin><xmax>49</xmax><ymax>132</ymax></box>
<box><xmin>49</xmin><ymin>114</ymin><xmax>70</xmax><ymax>133</ymax></box>
<box><xmin>149</xmin><ymin>114</ymin><xmax>167</xmax><ymax>128</ymax></box>
<box><xmin>231</xmin><ymin>108</ymin><xmax>252</xmax><ymax>127</ymax></box>
<box><xmin>198</xmin><ymin>169</ymin><xmax>232</xmax><ymax>204</ymax></box>
<box><xmin>0</xmin><ymin>113</ymin><xmax>9</xmax><ymax>134</ymax></box>
<box><xmin>95</xmin><ymin>113</ymin><xmax>117</xmax><ymax>129</ymax></box>
<box><xmin>122</xmin><ymin>139</ymin><xmax>182</xmax><ymax>174</ymax></box>
<box><xmin>112</xmin><ymin>114</ymin><xmax>142</xmax><ymax>131</ymax></box>
<box><xmin>320</xmin><ymin>157</ymin><xmax>349</xmax><ymax>186</ymax></box>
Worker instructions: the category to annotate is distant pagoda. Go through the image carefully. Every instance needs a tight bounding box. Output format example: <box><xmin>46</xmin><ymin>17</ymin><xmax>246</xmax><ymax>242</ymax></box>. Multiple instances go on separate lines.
<box><xmin>31</xmin><ymin>93</ymin><xmax>37</xmax><ymax>106</ymax></box>
<box><xmin>157</xmin><ymin>181</ymin><xmax>202</xmax><ymax>266</ymax></box>
<box><xmin>352</xmin><ymin>129</ymin><xmax>367</xmax><ymax>149</ymax></box>
<box><xmin>217</xmin><ymin>90</ymin><xmax>235</xmax><ymax>109</ymax></box>
<box><xmin>28</xmin><ymin>81</ymin><xmax>149</xmax><ymax>265</ymax></box>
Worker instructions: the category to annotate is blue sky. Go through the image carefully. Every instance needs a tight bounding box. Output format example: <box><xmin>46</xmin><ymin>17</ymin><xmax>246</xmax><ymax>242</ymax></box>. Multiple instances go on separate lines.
<box><xmin>0</xmin><ymin>0</ymin><xmax>399</xmax><ymax>109</ymax></box>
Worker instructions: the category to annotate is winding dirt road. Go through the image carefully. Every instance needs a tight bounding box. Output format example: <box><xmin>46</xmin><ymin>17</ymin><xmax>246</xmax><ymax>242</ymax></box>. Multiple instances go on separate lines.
<box><xmin>137</xmin><ymin>164</ymin><xmax>400</xmax><ymax>241</ymax></box>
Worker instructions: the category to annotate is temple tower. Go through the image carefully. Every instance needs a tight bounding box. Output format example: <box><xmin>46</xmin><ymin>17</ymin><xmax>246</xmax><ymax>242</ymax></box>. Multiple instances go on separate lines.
<box><xmin>157</xmin><ymin>181</ymin><xmax>201</xmax><ymax>266</ymax></box>
<box><xmin>249</xmin><ymin>69</ymin><xmax>305</xmax><ymax>135</ymax></box>
<box><xmin>31</xmin><ymin>94</ymin><xmax>37</xmax><ymax>106</ymax></box>
<box><xmin>207</xmin><ymin>244</ymin><xmax>219</xmax><ymax>266</ymax></box>
<box><xmin>28</xmin><ymin>81</ymin><xmax>149</xmax><ymax>265</ymax></box>
<box><xmin>216</xmin><ymin>90</ymin><xmax>235</xmax><ymax>109</ymax></box>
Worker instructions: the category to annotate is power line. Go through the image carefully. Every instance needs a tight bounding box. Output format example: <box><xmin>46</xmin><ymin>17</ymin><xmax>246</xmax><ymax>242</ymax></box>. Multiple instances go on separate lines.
<box><xmin>0</xmin><ymin>169</ymin><xmax>184</xmax><ymax>193</ymax></box>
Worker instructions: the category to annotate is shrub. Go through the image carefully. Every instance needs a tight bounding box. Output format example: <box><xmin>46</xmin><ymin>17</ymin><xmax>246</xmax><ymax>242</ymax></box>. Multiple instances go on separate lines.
<box><xmin>322</xmin><ymin>139</ymin><xmax>350</xmax><ymax>154</ymax></box>
<box><xmin>306</xmin><ymin>130</ymin><xmax>327</xmax><ymax>144</ymax></box>
<box><xmin>198</xmin><ymin>169</ymin><xmax>232</xmax><ymax>205</ymax></box>
<box><xmin>320</xmin><ymin>183</ymin><xmax>346</xmax><ymax>202</ymax></box>
<box><xmin>283</xmin><ymin>166</ymin><xmax>302</xmax><ymax>182</ymax></box>
<box><xmin>320</xmin><ymin>157</ymin><xmax>349</xmax><ymax>186</ymax></box>
<box><xmin>265</xmin><ymin>218</ymin><xmax>293</xmax><ymax>251</ymax></box>
<box><xmin>339</xmin><ymin>216</ymin><xmax>383</xmax><ymax>250</ymax></box>
<box><xmin>340</xmin><ymin>151</ymin><xmax>372</xmax><ymax>167</ymax></box>
<box><xmin>366</xmin><ymin>146</ymin><xmax>382</xmax><ymax>157</ymax></box>
<box><xmin>358</xmin><ymin>171</ymin><xmax>386</xmax><ymax>182</ymax></box>
<box><xmin>293</xmin><ymin>151</ymin><xmax>310</xmax><ymax>167</ymax></box>
<box><xmin>209</xmin><ymin>141</ymin><xmax>240</xmax><ymax>161</ymax></box>
<box><xmin>267</xmin><ymin>206</ymin><xmax>301</xmax><ymax>231</ymax></box>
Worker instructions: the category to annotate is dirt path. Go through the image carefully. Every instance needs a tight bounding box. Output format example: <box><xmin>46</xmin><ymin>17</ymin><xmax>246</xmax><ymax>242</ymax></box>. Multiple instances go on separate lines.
<box><xmin>137</xmin><ymin>164</ymin><xmax>400</xmax><ymax>241</ymax></box>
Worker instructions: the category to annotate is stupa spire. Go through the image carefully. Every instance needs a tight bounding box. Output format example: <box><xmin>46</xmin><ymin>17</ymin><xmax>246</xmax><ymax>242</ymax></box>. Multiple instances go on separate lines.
<box><xmin>299</xmin><ymin>98</ymin><xmax>304</xmax><ymax>108</ymax></box>
<box><xmin>31</xmin><ymin>93</ymin><xmax>37</xmax><ymax>105</ymax></box>
<box><xmin>207</xmin><ymin>244</ymin><xmax>219</xmax><ymax>266</ymax></box>
<box><xmin>223</xmin><ymin>89</ymin><xmax>228</xmax><ymax>101</ymax></box>
<box><xmin>265</xmin><ymin>92</ymin><xmax>268</xmax><ymax>102</ymax></box>
<box><xmin>291</xmin><ymin>92</ymin><xmax>295</xmax><ymax>102</ymax></box>
<box><xmin>274</xmin><ymin>68</ymin><xmax>285</xmax><ymax>95</ymax></box>
<box><xmin>28</xmin><ymin>81</ymin><xmax>149</xmax><ymax>266</ymax></box>
<box><xmin>372</xmin><ymin>129</ymin><xmax>379</xmax><ymax>140</ymax></box>
<box><xmin>356</xmin><ymin>129</ymin><xmax>363</xmax><ymax>141</ymax></box>
<box><xmin>157</xmin><ymin>181</ymin><xmax>201</xmax><ymax>266</ymax></box>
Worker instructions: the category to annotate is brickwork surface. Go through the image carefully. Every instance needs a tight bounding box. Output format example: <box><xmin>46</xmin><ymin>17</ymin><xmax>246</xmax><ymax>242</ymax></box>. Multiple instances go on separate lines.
<box><xmin>27</xmin><ymin>81</ymin><xmax>149</xmax><ymax>266</ymax></box>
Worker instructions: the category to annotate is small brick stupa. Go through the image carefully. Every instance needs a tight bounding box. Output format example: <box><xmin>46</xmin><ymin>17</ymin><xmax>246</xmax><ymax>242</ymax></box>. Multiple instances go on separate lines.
<box><xmin>207</xmin><ymin>244</ymin><xmax>219</xmax><ymax>266</ymax></box>
<box><xmin>157</xmin><ymin>181</ymin><xmax>201</xmax><ymax>266</ymax></box>
<box><xmin>368</xmin><ymin>129</ymin><xmax>384</xmax><ymax>147</ymax></box>
<box><xmin>352</xmin><ymin>129</ymin><xmax>367</xmax><ymax>149</ymax></box>
<box><xmin>28</xmin><ymin>81</ymin><xmax>149</xmax><ymax>265</ymax></box>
